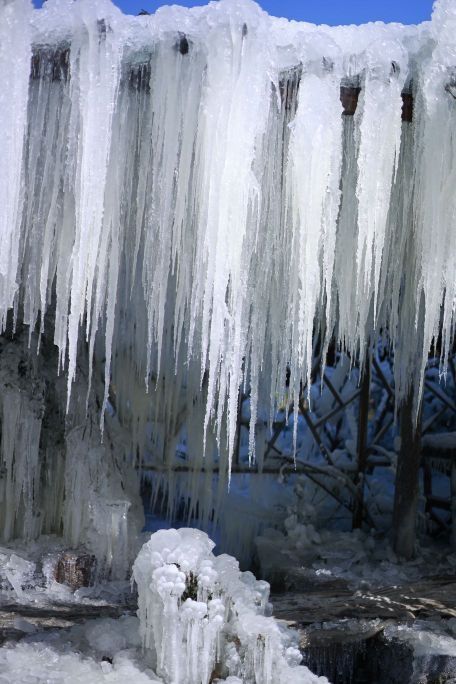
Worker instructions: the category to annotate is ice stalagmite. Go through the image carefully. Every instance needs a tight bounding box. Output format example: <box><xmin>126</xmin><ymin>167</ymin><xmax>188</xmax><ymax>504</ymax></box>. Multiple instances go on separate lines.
<box><xmin>133</xmin><ymin>528</ymin><xmax>327</xmax><ymax>684</ymax></box>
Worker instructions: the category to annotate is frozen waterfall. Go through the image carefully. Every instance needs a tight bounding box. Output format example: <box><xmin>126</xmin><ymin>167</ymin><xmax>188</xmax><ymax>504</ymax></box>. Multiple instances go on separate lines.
<box><xmin>1</xmin><ymin>0</ymin><xmax>455</xmax><ymax>481</ymax></box>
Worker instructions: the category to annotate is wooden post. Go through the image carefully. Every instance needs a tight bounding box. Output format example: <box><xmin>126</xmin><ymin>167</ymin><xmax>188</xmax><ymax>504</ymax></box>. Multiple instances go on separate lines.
<box><xmin>340</xmin><ymin>85</ymin><xmax>361</xmax><ymax>115</ymax></box>
<box><xmin>423</xmin><ymin>461</ymin><xmax>432</xmax><ymax>522</ymax></box>
<box><xmin>451</xmin><ymin>462</ymin><xmax>456</xmax><ymax>549</ymax></box>
<box><xmin>393</xmin><ymin>387</ymin><xmax>422</xmax><ymax>559</ymax></box>
<box><xmin>352</xmin><ymin>361</ymin><xmax>371</xmax><ymax>529</ymax></box>
<box><xmin>235</xmin><ymin>390</ymin><xmax>243</xmax><ymax>467</ymax></box>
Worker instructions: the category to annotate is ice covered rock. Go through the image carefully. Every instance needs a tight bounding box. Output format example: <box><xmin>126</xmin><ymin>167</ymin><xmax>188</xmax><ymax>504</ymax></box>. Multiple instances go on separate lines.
<box><xmin>0</xmin><ymin>552</ymin><xmax>36</xmax><ymax>598</ymax></box>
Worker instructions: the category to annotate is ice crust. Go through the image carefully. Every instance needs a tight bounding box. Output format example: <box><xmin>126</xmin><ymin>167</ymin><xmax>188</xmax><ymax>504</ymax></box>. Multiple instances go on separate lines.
<box><xmin>0</xmin><ymin>0</ymin><xmax>453</xmax><ymax>482</ymax></box>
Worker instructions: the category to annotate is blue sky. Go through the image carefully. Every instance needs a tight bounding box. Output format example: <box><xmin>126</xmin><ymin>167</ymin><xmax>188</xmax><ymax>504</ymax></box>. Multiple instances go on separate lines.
<box><xmin>33</xmin><ymin>1</ymin><xmax>434</xmax><ymax>26</ymax></box>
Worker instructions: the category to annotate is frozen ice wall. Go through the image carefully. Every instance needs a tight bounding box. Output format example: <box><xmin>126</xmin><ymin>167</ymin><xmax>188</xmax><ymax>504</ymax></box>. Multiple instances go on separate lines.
<box><xmin>0</xmin><ymin>318</ymin><xmax>143</xmax><ymax>575</ymax></box>
<box><xmin>0</xmin><ymin>0</ymin><xmax>454</xmax><ymax>483</ymax></box>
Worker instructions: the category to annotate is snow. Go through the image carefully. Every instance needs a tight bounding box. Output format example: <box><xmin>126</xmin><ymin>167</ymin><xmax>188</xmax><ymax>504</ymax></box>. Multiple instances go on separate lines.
<box><xmin>422</xmin><ymin>432</ymin><xmax>456</xmax><ymax>451</ymax></box>
<box><xmin>256</xmin><ymin>511</ymin><xmax>456</xmax><ymax>590</ymax></box>
<box><xmin>0</xmin><ymin>529</ymin><xmax>327</xmax><ymax>683</ymax></box>
<box><xmin>1</xmin><ymin>527</ymin><xmax>456</xmax><ymax>682</ymax></box>
<box><xmin>0</xmin><ymin>616</ymin><xmax>160</xmax><ymax>684</ymax></box>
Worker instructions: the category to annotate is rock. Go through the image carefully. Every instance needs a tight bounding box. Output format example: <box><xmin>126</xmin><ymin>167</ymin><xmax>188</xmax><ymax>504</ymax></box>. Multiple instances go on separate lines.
<box><xmin>54</xmin><ymin>552</ymin><xmax>96</xmax><ymax>590</ymax></box>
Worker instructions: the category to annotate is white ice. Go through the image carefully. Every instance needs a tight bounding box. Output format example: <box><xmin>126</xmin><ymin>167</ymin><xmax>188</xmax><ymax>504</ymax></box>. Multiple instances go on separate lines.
<box><xmin>133</xmin><ymin>527</ymin><xmax>327</xmax><ymax>683</ymax></box>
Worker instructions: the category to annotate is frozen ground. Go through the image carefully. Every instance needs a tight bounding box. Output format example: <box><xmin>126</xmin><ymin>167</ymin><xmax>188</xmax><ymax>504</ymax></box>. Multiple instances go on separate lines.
<box><xmin>0</xmin><ymin>530</ymin><xmax>329</xmax><ymax>684</ymax></box>
<box><xmin>1</xmin><ymin>528</ymin><xmax>456</xmax><ymax>682</ymax></box>
<box><xmin>256</xmin><ymin>522</ymin><xmax>456</xmax><ymax>590</ymax></box>
<box><xmin>0</xmin><ymin>616</ymin><xmax>159</xmax><ymax>684</ymax></box>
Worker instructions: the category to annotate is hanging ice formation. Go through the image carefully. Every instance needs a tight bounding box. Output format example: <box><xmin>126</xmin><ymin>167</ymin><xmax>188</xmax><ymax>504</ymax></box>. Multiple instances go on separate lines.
<box><xmin>1</xmin><ymin>0</ymin><xmax>456</xmax><ymax>487</ymax></box>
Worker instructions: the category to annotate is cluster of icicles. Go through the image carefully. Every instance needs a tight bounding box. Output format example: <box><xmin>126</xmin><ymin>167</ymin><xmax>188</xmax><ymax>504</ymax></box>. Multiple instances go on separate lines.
<box><xmin>1</xmin><ymin>0</ymin><xmax>456</xmax><ymax>475</ymax></box>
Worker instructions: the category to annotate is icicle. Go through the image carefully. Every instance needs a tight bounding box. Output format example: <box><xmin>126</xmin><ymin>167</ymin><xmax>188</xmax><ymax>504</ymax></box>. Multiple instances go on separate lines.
<box><xmin>188</xmin><ymin>0</ymin><xmax>275</xmax><ymax>477</ymax></box>
<box><xmin>57</xmin><ymin>0</ymin><xmax>124</xmax><ymax>410</ymax></box>
<box><xmin>21</xmin><ymin>42</ymin><xmax>72</xmax><ymax>341</ymax></box>
<box><xmin>0</xmin><ymin>387</ymin><xmax>43</xmax><ymax>542</ymax></box>
<box><xmin>354</xmin><ymin>40</ymin><xmax>407</xmax><ymax>354</ymax></box>
<box><xmin>285</xmin><ymin>39</ymin><xmax>344</xmax><ymax>448</ymax></box>
<box><xmin>0</xmin><ymin>0</ymin><xmax>32</xmax><ymax>326</ymax></box>
<box><xmin>8</xmin><ymin>0</ymin><xmax>456</xmax><ymax>487</ymax></box>
<box><xmin>140</xmin><ymin>38</ymin><xmax>204</xmax><ymax>386</ymax></box>
<box><xmin>413</xmin><ymin>0</ymin><xmax>456</xmax><ymax>409</ymax></box>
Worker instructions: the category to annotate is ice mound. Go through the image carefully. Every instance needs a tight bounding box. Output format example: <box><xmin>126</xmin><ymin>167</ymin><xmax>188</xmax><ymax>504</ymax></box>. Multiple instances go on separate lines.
<box><xmin>132</xmin><ymin>528</ymin><xmax>327</xmax><ymax>684</ymax></box>
<box><xmin>385</xmin><ymin>619</ymin><xmax>456</xmax><ymax>658</ymax></box>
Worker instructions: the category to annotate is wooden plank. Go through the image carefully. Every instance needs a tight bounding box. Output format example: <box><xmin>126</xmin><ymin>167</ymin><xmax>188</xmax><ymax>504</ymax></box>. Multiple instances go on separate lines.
<box><xmin>452</xmin><ymin>461</ymin><xmax>456</xmax><ymax>548</ymax></box>
<box><xmin>402</xmin><ymin>92</ymin><xmax>413</xmax><ymax>122</ymax></box>
<box><xmin>340</xmin><ymin>86</ymin><xmax>414</xmax><ymax>121</ymax></box>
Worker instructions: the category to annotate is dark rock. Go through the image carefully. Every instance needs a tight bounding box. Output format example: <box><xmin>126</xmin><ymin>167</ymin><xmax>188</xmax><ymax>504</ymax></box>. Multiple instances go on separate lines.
<box><xmin>55</xmin><ymin>552</ymin><xmax>96</xmax><ymax>590</ymax></box>
<box><xmin>299</xmin><ymin>620</ymin><xmax>456</xmax><ymax>684</ymax></box>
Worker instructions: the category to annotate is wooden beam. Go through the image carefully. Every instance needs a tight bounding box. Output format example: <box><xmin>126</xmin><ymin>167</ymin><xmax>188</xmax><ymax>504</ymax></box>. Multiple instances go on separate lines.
<box><xmin>31</xmin><ymin>45</ymin><xmax>70</xmax><ymax>82</ymax></box>
<box><xmin>401</xmin><ymin>92</ymin><xmax>413</xmax><ymax>122</ymax></box>
<box><xmin>340</xmin><ymin>86</ymin><xmax>360</xmax><ymax>115</ymax></box>
<box><xmin>425</xmin><ymin>379</ymin><xmax>456</xmax><ymax>414</ymax></box>
<box><xmin>340</xmin><ymin>85</ymin><xmax>413</xmax><ymax>121</ymax></box>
